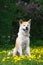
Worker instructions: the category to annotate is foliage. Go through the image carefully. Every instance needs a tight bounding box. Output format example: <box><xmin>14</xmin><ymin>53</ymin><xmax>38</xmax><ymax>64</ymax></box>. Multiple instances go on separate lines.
<box><xmin>0</xmin><ymin>46</ymin><xmax>43</xmax><ymax>65</ymax></box>
<box><xmin>0</xmin><ymin>0</ymin><xmax>43</xmax><ymax>45</ymax></box>
<box><xmin>13</xmin><ymin>2</ymin><xmax>43</xmax><ymax>41</ymax></box>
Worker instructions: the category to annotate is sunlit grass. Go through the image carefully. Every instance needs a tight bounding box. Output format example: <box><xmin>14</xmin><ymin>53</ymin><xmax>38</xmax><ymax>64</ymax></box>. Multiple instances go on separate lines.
<box><xmin>0</xmin><ymin>46</ymin><xmax>43</xmax><ymax>65</ymax></box>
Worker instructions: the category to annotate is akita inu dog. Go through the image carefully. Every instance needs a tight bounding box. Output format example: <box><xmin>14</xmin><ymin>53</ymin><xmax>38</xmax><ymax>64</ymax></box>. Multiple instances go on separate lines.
<box><xmin>13</xmin><ymin>19</ymin><xmax>31</xmax><ymax>56</ymax></box>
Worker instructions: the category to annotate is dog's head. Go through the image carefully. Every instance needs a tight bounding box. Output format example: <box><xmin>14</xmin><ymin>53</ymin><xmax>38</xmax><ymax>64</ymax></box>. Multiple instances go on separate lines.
<box><xmin>19</xmin><ymin>19</ymin><xmax>31</xmax><ymax>33</ymax></box>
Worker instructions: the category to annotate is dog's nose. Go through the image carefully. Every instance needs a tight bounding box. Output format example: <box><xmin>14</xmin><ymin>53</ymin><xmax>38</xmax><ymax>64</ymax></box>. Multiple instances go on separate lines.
<box><xmin>26</xmin><ymin>27</ymin><xmax>28</xmax><ymax>30</ymax></box>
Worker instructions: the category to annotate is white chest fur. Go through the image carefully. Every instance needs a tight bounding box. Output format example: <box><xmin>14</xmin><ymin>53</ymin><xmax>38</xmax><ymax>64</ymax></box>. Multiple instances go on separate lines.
<box><xmin>18</xmin><ymin>35</ymin><xmax>30</xmax><ymax>49</ymax></box>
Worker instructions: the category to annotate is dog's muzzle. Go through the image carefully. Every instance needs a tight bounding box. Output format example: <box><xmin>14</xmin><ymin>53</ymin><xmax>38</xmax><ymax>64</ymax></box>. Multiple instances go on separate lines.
<box><xmin>23</xmin><ymin>27</ymin><xmax>28</xmax><ymax>32</ymax></box>
<box><xmin>26</xmin><ymin>27</ymin><xmax>28</xmax><ymax>30</ymax></box>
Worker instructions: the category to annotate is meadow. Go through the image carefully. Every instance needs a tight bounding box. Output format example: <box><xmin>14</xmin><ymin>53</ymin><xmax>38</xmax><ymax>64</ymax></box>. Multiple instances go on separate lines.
<box><xmin>0</xmin><ymin>45</ymin><xmax>43</xmax><ymax>65</ymax></box>
<box><xmin>0</xmin><ymin>0</ymin><xmax>43</xmax><ymax>65</ymax></box>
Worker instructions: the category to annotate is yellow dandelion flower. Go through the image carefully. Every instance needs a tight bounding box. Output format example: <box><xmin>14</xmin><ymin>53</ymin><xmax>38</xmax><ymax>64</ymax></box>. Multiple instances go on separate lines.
<box><xmin>14</xmin><ymin>56</ymin><xmax>19</xmax><ymax>60</ymax></box>
<box><xmin>14</xmin><ymin>60</ymin><xmax>17</xmax><ymax>62</ymax></box>
<box><xmin>20</xmin><ymin>55</ymin><xmax>26</xmax><ymax>59</ymax></box>
<box><xmin>31</xmin><ymin>55</ymin><xmax>36</xmax><ymax>59</ymax></box>
<box><xmin>37</xmin><ymin>55</ymin><xmax>41</xmax><ymax>59</ymax></box>
<box><xmin>29</xmin><ymin>58</ymin><xmax>32</xmax><ymax>61</ymax></box>
<box><xmin>35</xmin><ymin>49</ymin><xmax>39</xmax><ymax>53</ymax></box>
<box><xmin>27</xmin><ymin>56</ymin><xmax>32</xmax><ymax>60</ymax></box>
<box><xmin>31</xmin><ymin>49</ymin><xmax>35</xmax><ymax>53</ymax></box>
<box><xmin>41</xmin><ymin>50</ymin><xmax>43</xmax><ymax>54</ymax></box>
<box><xmin>17</xmin><ymin>57</ymin><xmax>21</xmax><ymax>61</ymax></box>
<box><xmin>2</xmin><ymin>57</ymin><xmax>6</xmax><ymax>62</ymax></box>
<box><xmin>6</xmin><ymin>56</ymin><xmax>10</xmax><ymax>59</ymax></box>
<box><xmin>2</xmin><ymin>50</ymin><xmax>6</xmax><ymax>53</ymax></box>
<box><xmin>38</xmin><ymin>59</ymin><xmax>43</xmax><ymax>62</ymax></box>
<box><xmin>14</xmin><ymin>56</ymin><xmax>21</xmax><ymax>62</ymax></box>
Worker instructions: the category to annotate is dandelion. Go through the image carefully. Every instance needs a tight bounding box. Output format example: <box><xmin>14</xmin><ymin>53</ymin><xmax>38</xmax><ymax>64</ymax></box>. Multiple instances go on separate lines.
<box><xmin>14</xmin><ymin>56</ymin><xmax>19</xmax><ymax>59</ymax></box>
<box><xmin>14</xmin><ymin>60</ymin><xmax>18</xmax><ymax>62</ymax></box>
<box><xmin>37</xmin><ymin>55</ymin><xmax>41</xmax><ymax>59</ymax></box>
<box><xmin>35</xmin><ymin>49</ymin><xmax>39</xmax><ymax>53</ymax></box>
<box><xmin>2</xmin><ymin>50</ymin><xmax>6</xmax><ymax>53</ymax></box>
<box><xmin>26</xmin><ymin>56</ymin><xmax>32</xmax><ymax>61</ymax></box>
<box><xmin>6</xmin><ymin>56</ymin><xmax>10</xmax><ymax>59</ymax></box>
<box><xmin>17</xmin><ymin>57</ymin><xmax>21</xmax><ymax>60</ymax></box>
<box><xmin>37</xmin><ymin>59</ymin><xmax>43</xmax><ymax>62</ymax></box>
<box><xmin>28</xmin><ymin>57</ymin><xmax>32</xmax><ymax>61</ymax></box>
<box><xmin>1</xmin><ymin>46</ymin><xmax>43</xmax><ymax>63</ymax></box>
<box><xmin>14</xmin><ymin>56</ymin><xmax>21</xmax><ymax>62</ymax></box>
<box><xmin>41</xmin><ymin>49</ymin><xmax>43</xmax><ymax>54</ymax></box>
<box><xmin>31</xmin><ymin>55</ymin><xmax>36</xmax><ymax>59</ymax></box>
<box><xmin>20</xmin><ymin>55</ymin><xmax>26</xmax><ymax>59</ymax></box>
<box><xmin>2</xmin><ymin>57</ymin><xmax>6</xmax><ymax>62</ymax></box>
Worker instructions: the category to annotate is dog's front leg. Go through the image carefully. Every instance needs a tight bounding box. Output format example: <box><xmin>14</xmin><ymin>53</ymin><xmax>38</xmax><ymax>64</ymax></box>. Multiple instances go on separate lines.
<box><xmin>18</xmin><ymin>46</ymin><xmax>22</xmax><ymax>56</ymax></box>
<box><xmin>26</xmin><ymin>38</ymin><xmax>31</xmax><ymax>56</ymax></box>
<box><xmin>26</xmin><ymin>46</ymin><xmax>31</xmax><ymax>56</ymax></box>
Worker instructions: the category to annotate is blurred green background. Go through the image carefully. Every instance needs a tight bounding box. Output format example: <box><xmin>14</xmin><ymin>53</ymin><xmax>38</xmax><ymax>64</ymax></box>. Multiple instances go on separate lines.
<box><xmin>0</xmin><ymin>0</ymin><xmax>43</xmax><ymax>47</ymax></box>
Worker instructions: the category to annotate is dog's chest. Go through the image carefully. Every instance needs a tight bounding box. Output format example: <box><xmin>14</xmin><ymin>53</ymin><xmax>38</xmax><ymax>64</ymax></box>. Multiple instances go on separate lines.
<box><xmin>18</xmin><ymin>34</ymin><xmax>29</xmax><ymax>49</ymax></box>
<box><xmin>21</xmin><ymin>42</ymin><xmax>26</xmax><ymax>49</ymax></box>
<box><xmin>21</xmin><ymin>37</ymin><xmax>28</xmax><ymax>49</ymax></box>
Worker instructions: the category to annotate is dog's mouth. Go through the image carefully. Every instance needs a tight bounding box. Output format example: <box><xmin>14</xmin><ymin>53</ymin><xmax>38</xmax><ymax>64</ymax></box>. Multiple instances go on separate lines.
<box><xmin>23</xmin><ymin>29</ymin><xmax>28</xmax><ymax>32</ymax></box>
<box><xmin>22</xmin><ymin>27</ymin><xmax>28</xmax><ymax>32</ymax></box>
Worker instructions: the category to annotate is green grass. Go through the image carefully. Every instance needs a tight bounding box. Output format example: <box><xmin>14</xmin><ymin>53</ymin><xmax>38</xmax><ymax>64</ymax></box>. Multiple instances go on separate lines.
<box><xmin>0</xmin><ymin>45</ymin><xmax>43</xmax><ymax>65</ymax></box>
<box><xmin>0</xmin><ymin>46</ymin><xmax>43</xmax><ymax>65</ymax></box>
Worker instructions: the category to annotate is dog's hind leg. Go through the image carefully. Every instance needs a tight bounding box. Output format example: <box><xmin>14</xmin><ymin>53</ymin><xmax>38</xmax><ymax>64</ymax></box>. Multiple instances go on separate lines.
<box><xmin>13</xmin><ymin>47</ymin><xmax>17</xmax><ymax>56</ymax></box>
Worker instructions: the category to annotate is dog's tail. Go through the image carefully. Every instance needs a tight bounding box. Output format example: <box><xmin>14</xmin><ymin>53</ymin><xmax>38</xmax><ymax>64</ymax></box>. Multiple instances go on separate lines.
<box><xmin>8</xmin><ymin>51</ymin><xmax>13</xmax><ymax>56</ymax></box>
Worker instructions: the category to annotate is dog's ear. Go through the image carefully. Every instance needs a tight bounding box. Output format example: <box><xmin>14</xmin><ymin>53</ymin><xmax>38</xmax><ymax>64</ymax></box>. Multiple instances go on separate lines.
<box><xmin>28</xmin><ymin>19</ymin><xmax>31</xmax><ymax>24</ymax></box>
<box><xmin>19</xmin><ymin>19</ymin><xmax>23</xmax><ymax>24</ymax></box>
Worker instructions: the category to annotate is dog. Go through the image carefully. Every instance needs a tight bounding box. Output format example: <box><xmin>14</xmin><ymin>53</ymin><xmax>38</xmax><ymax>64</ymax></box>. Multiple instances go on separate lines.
<box><xmin>13</xmin><ymin>19</ymin><xmax>31</xmax><ymax>56</ymax></box>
